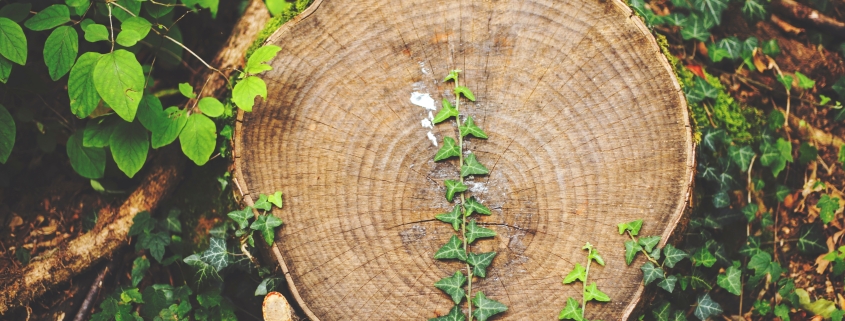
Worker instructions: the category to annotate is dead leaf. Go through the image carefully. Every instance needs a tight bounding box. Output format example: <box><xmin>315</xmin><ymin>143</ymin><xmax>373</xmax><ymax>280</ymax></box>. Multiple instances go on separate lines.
<box><xmin>263</xmin><ymin>292</ymin><xmax>293</xmax><ymax>321</ymax></box>
<box><xmin>753</xmin><ymin>48</ymin><xmax>771</xmax><ymax>72</ymax></box>
<box><xmin>686</xmin><ymin>64</ymin><xmax>706</xmax><ymax>79</ymax></box>
<box><xmin>771</xmin><ymin>14</ymin><xmax>805</xmax><ymax>35</ymax></box>
<box><xmin>697</xmin><ymin>41</ymin><xmax>708</xmax><ymax>58</ymax></box>
<box><xmin>8</xmin><ymin>215</ymin><xmax>22</xmax><ymax>229</ymax></box>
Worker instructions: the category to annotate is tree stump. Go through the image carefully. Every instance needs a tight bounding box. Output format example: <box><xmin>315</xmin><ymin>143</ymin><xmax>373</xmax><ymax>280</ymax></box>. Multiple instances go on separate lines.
<box><xmin>233</xmin><ymin>0</ymin><xmax>694</xmax><ymax>319</ymax></box>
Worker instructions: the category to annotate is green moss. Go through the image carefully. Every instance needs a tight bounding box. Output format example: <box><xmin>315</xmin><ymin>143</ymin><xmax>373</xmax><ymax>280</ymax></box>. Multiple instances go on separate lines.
<box><xmin>245</xmin><ymin>0</ymin><xmax>313</xmax><ymax>59</ymax></box>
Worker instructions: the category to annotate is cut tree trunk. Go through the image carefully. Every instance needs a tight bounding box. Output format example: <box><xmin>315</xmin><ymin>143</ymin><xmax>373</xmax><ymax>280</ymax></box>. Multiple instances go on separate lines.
<box><xmin>233</xmin><ymin>0</ymin><xmax>694</xmax><ymax>320</ymax></box>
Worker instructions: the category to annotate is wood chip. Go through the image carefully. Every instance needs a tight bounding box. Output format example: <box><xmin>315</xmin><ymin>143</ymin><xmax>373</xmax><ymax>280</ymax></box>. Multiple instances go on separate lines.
<box><xmin>263</xmin><ymin>292</ymin><xmax>293</xmax><ymax>321</ymax></box>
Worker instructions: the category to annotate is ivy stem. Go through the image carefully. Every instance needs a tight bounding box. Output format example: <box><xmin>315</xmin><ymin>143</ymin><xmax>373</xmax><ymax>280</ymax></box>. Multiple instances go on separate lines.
<box><xmin>626</xmin><ymin>232</ymin><xmax>661</xmax><ymax>267</ymax></box>
<box><xmin>453</xmin><ymin>71</ymin><xmax>474</xmax><ymax>321</ymax></box>
<box><xmin>581</xmin><ymin>250</ymin><xmax>592</xmax><ymax>319</ymax></box>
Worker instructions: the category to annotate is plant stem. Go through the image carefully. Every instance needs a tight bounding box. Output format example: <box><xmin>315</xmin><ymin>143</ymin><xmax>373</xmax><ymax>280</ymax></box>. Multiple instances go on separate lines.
<box><xmin>453</xmin><ymin>71</ymin><xmax>474</xmax><ymax>321</ymax></box>
<box><xmin>582</xmin><ymin>250</ymin><xmax>591</xmax><ymax>319</ymax></box>
<box><xmin>627</xmin><ymin>232</ymin><xmax>661</xmax><ymax>266</ymax></box>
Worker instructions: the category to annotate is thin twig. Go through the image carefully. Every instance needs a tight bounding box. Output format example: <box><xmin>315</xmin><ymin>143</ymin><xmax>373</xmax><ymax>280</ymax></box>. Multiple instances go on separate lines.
<box><xmin>72</xmin><ymin>261</ymin><xmax>114</xmax><ymax>321</ymax></box>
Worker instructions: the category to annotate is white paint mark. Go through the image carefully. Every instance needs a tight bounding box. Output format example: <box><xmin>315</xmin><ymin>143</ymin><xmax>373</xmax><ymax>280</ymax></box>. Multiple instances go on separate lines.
<box><xmin>419</xmin><ymin>61</ymin><xmax>430</xmax><ymax>75</ymax></box>
<box><xmin>421</xmin><ymin>118</ymin><xmax>433</xmax><ymax>129</ymax></box>
<box><xmin>427</xmin><ymin>131</ymin><xmax>438</xmax><ymax>146</ymax></box>
<box><xmin>410</xmin><ymin>92</ymin><xmax>436</xmax><ymax>110</ymax></box>
<box><xmin>428</xmin><ymin>111</ymin><xmax>434</xmax><ymax>120</ymax></box>
<box><xmin>470</xmin><ymin>182</ymin><xmax>489</xmax><ymax>194</ymax></box>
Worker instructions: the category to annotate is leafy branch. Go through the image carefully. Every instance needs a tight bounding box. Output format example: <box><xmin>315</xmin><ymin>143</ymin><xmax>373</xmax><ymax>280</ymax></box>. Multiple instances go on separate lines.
<box><xmin>558</xmin><ymin>243</ymin><xmax>609</xmax><ymax>321</ymax></box>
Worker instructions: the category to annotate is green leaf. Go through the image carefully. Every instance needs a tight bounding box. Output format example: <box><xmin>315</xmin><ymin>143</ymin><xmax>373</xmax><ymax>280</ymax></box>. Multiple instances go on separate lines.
<box><xmin>762</xmin><ymin>39</ymin><xmax>780</xmax><ymax>57</ymax></box>
<box><xmin>435</xmin><ymin>137</ymin><xmax>460</xmax><ymax>161</ymax></box>
<box><xmin>712</xmin><ymin>190</ymin><xmax>730</xmax><ymax>208</ymax></box>
<box><xmin>250</xmin><ymin>214</ymin><xmax>283</xmax><ymax>245</ymax></box>
<box><xmin>798</xmin><ymin>223</ymin><xmax>827</xmax><ymax>255</ymax></box>
<box><xmin>68</xmin><ymin>52</ymin><xmax>102</xmax><ymax>118</ymax></box>
<box><xmin>183</xmin><ymin>254</ymin><xmax>219</xmax><ymax>283</ymax></box>
<box><xmin>463</xmin><ymin>197</ymin><xmax>490</xmax><ymax>216</ymax></box>
<box><xmin>129</xmin><ymin>211</ymin><xmax>154</xmax><ymax>236</ymax></box>
<box><xmin>227</xmin><ymin>207</ymin><xmax>253</xmax><ymax>230</ymax></box>
<box><xmin>795</xmin><ymin>71</ymin><xmax>815</xmax><ymax>89</ymax></box>
<box><xmin>651</xmin><ymin>301</ymin><xmax>671</xmax><ymax>321</ymax></box>
<box><xmin>774</xmin><ymin>304</ymin><xmax>790</xmax><ymax>321</ymax></box>
<box><xmin>694</xmin><ymin>293</ymin><xmax>723</xmax><ymax>320</ymax></box>
<box><xmin>638</xmin><ymin>236</ymin><xmax>661</xmax><ymax>253</ymax></box>
<box><xmin>268</xmin><ymin>191</ymin><xmax>283</xmax><ymax>208</ymax></box>
<box><xmin>465</xmin><ymin>220</ymin><xmax>495</xmax><ymax>244</ymax></box>
<box><xmin>245</xmin><ymin>45</ymin><xmax>280</xmax><ymax>74</ymax></box>
<box><xmin>562</xmin><ymin>263</ymin><xmax>586</xmax><ymax>284</ymax></box>
<box><xmin>444</xmin><ymin>179</ymin><xmax>467</xmax><ymax>202</ymax></box>
<box><xmin>434</xmin><ymin>235</ymin><xmax>467</xmax><ymax>261</ymax></box>
<box><xmin>832</xmin><ymin>310</ymin><xmax>844</xmax><ymax>321</ymax></box>
<box><xmin>748</xmin><ymin>251</ymin><xmax>772</xmax><ymax>273</ymax></box>
<box><xmin>707</xmin><ymin>46</ymin><xmax>730</xmax><ymax>63</ymax></box>
<box><xmin>137</xmin><ymin>94</ymin><xmax>164</xmax><ymax>132</ymax></box>
<box><xmin>110</xmin><ymin>0</ymin><xmax>141</xmax><ymax>22</ymax></box>
<box><xmin>131</xmin><ymin>256</ymin><xmax>150</xmax><ymax>287</ymax></box>
<box><xmin>558</xmin><ymin>297</ymin><xmax>584</xmax><ymax>321</ymax></box>
<box><xmin>742</xmin><ymin>0</ymin><xmax>767</xmax><ymax>21</ymax></box>
<box><xmin>144</xmin><ymin>0</ymin><xmax>174</xmax><ymax>18</ymax></box>
<box><xmin>700</xmin><ymin>127</ymin><xmax>728</xmax><ymax>152</ymax></box>
<box><xmin>254</xmin><ymin>194</ymin><xmax>272</xmax><ymax>211</ymax></box>
<box><xmin>693</xmin><ymin>0</ymin><xmax>728</xmax><ymax>25</ymax></box>
<box><xmin>152</xmin><ymin>107</ymin><xmax>188</xmax><ymax>149</ymax></box>
<box><xmin>433</xmin><ymin>99</ymin><xmax>458</xmax><ymax>124</ymax></box>
<box><xmin>0</xmin><ymin>104</ymin><xmax>14</xmax><ymax>164</ymax></box>
<box><xmin>471</xmin><ymin>292</ymin><xmax>506</xmax><ymax>321</ymax></box>
<box><xmin>93</xmin><ymin>50</ymin><xmax>145</xmax><ymax>122</ymax></box>
<box><xmin>179</xmin><ymin>113</ymin><xmax>216</xmax><ymax>165</ymax></box>
<box><xmin>618</xmin><ymin>219</ymin><xmax>644</xmax><ymax>236</ymax></box>
<box><xmin>198</xmin><ymin>97</ymin><xmax>224</xmax><ymax>117</ymax></box>
<box><xmin>680</xmin><ymin>13</ymin><xmax>712</xmax><ymax>42</ymax></box>
<box><xmin>434</xmin><ymin>271</ymin><xmax>467</xmax><ymax>304</ymax></box>
<box><xmin>585</xmin><ymin>243</ymin><xmax>605</xmax><ymax>266</ymax></box>
<box><xmin>67</xmin><ymin>130</ymin><xmax>105</xmax><ymax>179</ymax></box>
<box><xmin>121</xmin><ymin>288</ymin><xmax>144</xmax><ymax>304</ymax></box>
<box><xmin>201</xmin><ymin>237</ymin><xmax>229</xmax><ymax>271</ymax></box>
<box><xmin>818</xmin><ymin>194</ymin><xmax>840</xmax><ymax>224</ymax></box>
<box><xmin>0</xmin><ymin>3</ymin><xmax>31</xmax><ymax>23</ymax></box>
<box><xmin>716</xmin><ymin>265</ymin><xmax>742</xmax><ymax>295</ymax></box>
<box><xmin>716</xmin><ymin>36</ymin><xmax>741</xmax><ymax>59</ymax></box>
<box><xmin>178</xmin><ymin>82</ymin><xmax>196</xmax><ymax>99</ymax></box>
<box><xmin>455</xmin><ymin>86</ymin><xmax>476</xmax><ymax>101</ymax></box>
<box><xmin>435</xmin><ymin>205</ymin><xmax>462</xmax><ymax>231</ymax></box>
<box><xmin>197</xmin><ymin>291</ymin><xmax>222</xmax><ymax>308</ymax></box>
<box><xmin>110</xmin><ymin>121</ymin><xmax>149</xmax><ymax>178</ymax></box>
<box><xmin>728</xmin><ymin>145</ymin><xmax>755</xmax><ymax>171</ymax></box>
<box><xmin>232</xmin><ymin>76</ymin><xmax>267</xmax><ymax>111</ymax></box>
<box><xmin>0</xmin><ymin>55</ymin><xmax>11</xmax><ymax>83</ymax></box>
<box><xmin>444</xmin><ymin>70</ymin><xmax>459</xmax><ymax>82</ymax></box>
<box><xmin>43</xmin><ymin>26</ymin><xmax>78</xmax><ymax>80</ymax></box>
<box><xmin>459</xmin><ymin>116</ymin><xmax>487</xmax><ymax>139</ymax></box>
<box><xmin>461</xmin><ymin>153</ymin><xmax>489</xmax><ymax>177</ymax></box>
<box><xmin>662</xmin><ymin>244</ymin><xmax>688</xmax><ymax>268</ymax></box>
<box><xmin>692</xmin><ymin>247</ymin><xmax>716</xmax><ymax>267</ymax></box>
<box><xmin>430</xmin><ymin>305</ymin><xmax>466</xmax><ymax>321</ymax></box>
<box><xmin>139</xmin><ymin>230</ymin><xmax>169</xmax><ymax>262</ymax></box>
<box><xmin>467</xmin><ymin>252</ymin><xmax>496</xmax><ymax>278</ymax></box>
<box><xmin>0</xmin><ymin>17</ymin><xmax>27</xmax><ymax>65</ymax></box>
<box><xmin>584</xmin><ymin>282</ymin><xmax>610</xmax><ymax>302</ymax></box>
<box><xmin>640</xmin><ymin>262</ymin><xmax>664</xmax><ymax>285</ymax></box>
<box><xmin>624</xmin><ymin>240</ymin><xmax>643</xmax><ymax>265</ymax></box>
<box><xmin>24</xmin><ymin>4</ymin><xmax>69</xmax><ymax>31</ymax></box>
<box><xmin>777</xmin><ymin>74</ymin><xmax>794</xmax><ymax>91</ymax></box>
<box><xmin>83</xmin><ymin>23</ymin><xmax>108</xmax><ymax>42</ymax></box>
<box><xmin>657</xmin><ymin>275</ymin><xmax>677</xmax><ymax>293</ymax></box>
<box><xmin>116</xmin><ymin>17</ymin><xmax>150</xmax><ymax>47</ymax></box>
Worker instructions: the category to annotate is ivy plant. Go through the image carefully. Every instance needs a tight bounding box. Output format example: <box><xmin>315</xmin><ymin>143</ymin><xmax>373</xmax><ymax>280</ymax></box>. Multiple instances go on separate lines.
<box><xmin>559</xmin><ymin>243</ymin><xmax>609</xmax><ymax>321</ymax></box>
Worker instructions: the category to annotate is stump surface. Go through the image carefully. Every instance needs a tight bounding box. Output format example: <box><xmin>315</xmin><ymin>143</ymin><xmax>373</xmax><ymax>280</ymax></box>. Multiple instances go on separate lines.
<box><xmin>234</xmin><ymin>0</ymin><xmax>694</xmax><ymax>319</ymax></box>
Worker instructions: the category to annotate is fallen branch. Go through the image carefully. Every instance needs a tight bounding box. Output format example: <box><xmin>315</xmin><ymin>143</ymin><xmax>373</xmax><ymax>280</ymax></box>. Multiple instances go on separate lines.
<box><xmin>72</xmin><ymin>260</ymin><xmax>115</xmax><ymax>321</ymax></box>
<box><xmin>772</xmin><ymin>0</ymin><xmax>845</xmax><ymax>36</ymax></box>
<box><xmin>787</xmin><ymin>112</ymin><xmax>845</xmax><ymax>148</ymax></box>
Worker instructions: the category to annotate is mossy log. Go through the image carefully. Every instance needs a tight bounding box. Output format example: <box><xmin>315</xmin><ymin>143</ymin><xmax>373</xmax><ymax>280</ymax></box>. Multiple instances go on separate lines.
<box><xmin>234</xmin><ymin>0</ymin><xmax>694</xmax><ymax>319</ymax></box>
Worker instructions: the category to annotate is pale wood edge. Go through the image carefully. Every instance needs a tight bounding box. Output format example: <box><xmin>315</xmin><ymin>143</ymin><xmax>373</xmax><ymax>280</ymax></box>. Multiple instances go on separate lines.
<box><xmin>610</xmin><ymin>0</ymin><xmax>696</xmax><ymax>320</ymax></box>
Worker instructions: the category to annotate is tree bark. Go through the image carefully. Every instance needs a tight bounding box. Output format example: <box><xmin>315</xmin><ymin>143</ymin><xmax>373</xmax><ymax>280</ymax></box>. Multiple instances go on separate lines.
<box><xmin>772</xmin><ymin>0</ymin><xmax>845</xmax><ymax>36</ymax></box>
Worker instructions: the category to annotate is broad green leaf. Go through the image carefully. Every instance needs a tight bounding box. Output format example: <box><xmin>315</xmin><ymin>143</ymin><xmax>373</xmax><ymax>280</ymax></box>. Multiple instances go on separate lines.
<box><xmin>739</xmin><ymin>236</ymin><xmax>762</xmax><ymax>257</ymax></box>
<box><xmin>465</xmin><ymin>220</ymin><xmax>495</xmax><ymax>244</ymax></box>
<box><xmin>707</xmin><ymin>46</ymin><xmax>730</xmax><ymax>63</ymax></box>
<box><xmin>0</xmin><ymin>104</ymin><xmax>14</xmax><ymax>164</ymax></box>
<box><xmin>253</xmin><ymin>194</ymin><xmax>272</xmax><ymax>211</ymax></box>
<box><xmin>178</xmin><ymin>82</ymin><xmax>195</xmax><ymax>99</ymax></box>
<box><xmin>624</xmin><ymin>240</ymin><xmax>642</xmax><ymax>265</ymax></box>
<box><xmin>584</xmin><ymin>282</ymin><xmax>610</xmax><ymax>302</ymax></box>
<box><xmin>197</xmin><ymin>291</ymin><xmax>222</xmax><ymax>308</ymax></box>
<box><xmin>558</xmin><ymin>297</ymin><xmax>584</xmax><ymax>321</ymax></box>
<box><xmin>110</xmin><ymin>0</ymin><xmax>141</xmax><ymax>22</ymax></box>
<box><xmin>444</xmin><ymin>179</ymin><xmax>467</xmax><ymax>202</ymax></box>
<box><xmin>467</xmin><ymin>251</ymin><xmax>496</xmax><ymax>277</ymax></box>
<box><xmin>137</xmin><ymin>94</ymin><xmax>164</xmax><ymax>132</ymax></box>
<box><xmin>712</xmin><ymin>190</ymin><xmax>730</xmax><ymax>208</ymax></box>
<box><xmin>433</xmin><ymin>99</ymin><xmax>458</xmax><ymax>124</ymax></box>
<box><xmin>144</xmin><ymin>0</ymin><xmax>175</xmax><ymax>18</ymax></box>
<box><xmin>200</xmin><ymin>237</ymin><xmax>229</xmax><ymax>271</ymax></box>
<box><xmin>68</xmin><ymin>52</ymin><xmax>102</xmax><ymax>118</ymax></box>
<box><xmin>43</xmin><ymin>26</ymin><xmax>78</xmax><ymax>80</ymax></box>
<box><xmin>0</xmin><ymin>3</ymin><xmax>31</xmax><ymax>23</ymax></box>
<box><xmin>617</xmin><ymin>219</ymin><xmax>644</xmax><ymax>236</ymax></box>
<box><xmin>131</xmin><ymin>256</ymin><xmax>150</xmax><ymax>287</ymax></box>
<box><xmin>435</xmin><ymin>204</ymin><xmax>462</xmax><ymax>231</ymax></box>
<box><xmin>251</xmin><ymin>214</ymin><xmax>283</xmax><ymax>245</ymax></box>
<box><xmin>152</xmin><ymin>107</ymin><xmax>188</xmax><ymax>149</ymax></box>
<box><xmin>717</xmin><ymin>265</ymin><xmax>742</xmax><ymax>295</ymax></box>
<box><xmin>455</xmin><ymin>86</ymin><xmax>475</xmax><ymax>101</ymax></box>
<box><xmin>638</xmin><ymin>236</ymin><xmax>661</xmax><ymax>253</ymax></box>
<box><xmin>227</xmin><ymin>207</ymin><xmax>253</xmax><ymax>230</ymax></box>
<box><xmin>198</xmin><ymin>97</ymin><xmax>224</xmax><ymax>117</ymax></box>
<box><xmin>434</xmin><ymin>271</ymin><xmax>466</xmax><ymax>304</ymax></box>
<box><xmin>444</xmin><ymin>70</ymin><xmax>459</xmax><ymax>82</ymax></box>
<box><xmin>728</xmin><ymin>145</ymin><xmax>754</xmax><ymax>171</ymax></box>
<box><xmin>657</xmin><ymin>275</ymin><xmax>677</xmax><ymax>293</ymax></box>
<box><xmin>0</xmin><ymin>17</ymin><xmax>27</xmax><ymax>65</ymax></box>
<box><xmin>129</xmin><ymin>211</ymin><xmax>155</xmax><ymax>236</ymax></box>
<box><xmin>663</xmin><ymin>12</ymin><xmax>687</xmax><ymax>26</ymax></box>
<box><xmin>0</xmin><ymin>55</ymin><xmax>11</xmax><ymax>83</ymax></box>
<box><xmin>680</xmin><ymin>13</ymin><xmax>711</xmax><ymax>42</ymax></box>
<box><xmin>463</xmin><ymin>197</ymin><xmax>490</xmax><ymax>216</ymax></box>
<box><xmin>662</xmin><ymin>244</ymin><xmax>688</xmax><ymax>268</ymax></box>
<box><xmin>116</xmin><ymin>30</ymin><xmax>140</xmax><ymax>47</ymax></box>
<box><xmin>693</xmin><ymin>0</ymin><xmax>728</xmax><ymax>25</ymax></box>
<box><xmin>138</xmin><ymin>230</ymin><xmax>169</xmax><ymax>262</ymax></box>
<box><xmin>117</xmin><ymin>17</ymin><xmax>150</xmax><ymax>47</ymax></box>
<box><xmin>109</xmin><ymin>121</ymin><xmax>149</xmax><ymax>178</ymax></box>
<box><xmin>245</xmin><ymin>45</ymin><xmax>281</xmax><ymax>74</ymax></box>
<box><xmin>232</xmin><ymin>76</ymin><xmax>267</xmax><ymax>111</ymax></box>
<box><xmin>651</xmin><ymin>301</ymin><xmax>671</xmax><ymax>321</ymax></box>
<box><xmin>777</xmin><ymin>138</ymin><xmax>794</xmax><ymax>162</ymax></box>
<box><xmin>67</xmin><ymin>130</ymin><xmax>105</xmax><ymax>179</ymax></box>
<box><xmin>692</xmin><ymin>247</ymin><xmax>716</xmax><ymax>267</ymax></box>
<box><xmin>430</xmin><ymin>305</ymin><xmax>465</xmax><ymax>321</ymax></box>
<box><xmin>121</xmin><ymin>288</ymin><xmax>144</xmax><ymax>304</ymax></box>
<box><xmin>748</xmin><ymin>252</ymin><xmax>772</xmax><ymax>273</ymax></box>
<box><xmin>777</xmin><ymin>74</ymin><xmax>794</xmax><ymax>91</ymax></box>
<box><xmin>694</xmin><ymin>293</ymin><xmax>723</xmax><ymax>320</ymax></box>
<box><xmin>459</xmin><ymin>116</ymin><xmax>487</xmax><ymax>139</ymax></box>
<box><xmin>93</xmin><ymin>50</ymin><xmax>144</xmax><ymax>122</ymax></box>
<box><xmin>716</xmin><ymin>36</ymin><xmax>741</xmax><ymax>59</ymax></box>
<box><xmin>434</xmin><ymin>136</ymin><xmax>460</xmax><ymax>161</ymax></box>
<box><xmin>265</xmin><ymin>0</ymin><xmax>293</xmax><ymax>16</ymax></box>
<box><xmin>471</xmin><ymin>292</ymin><xmax>506</xmax><ymax>321</ymax></box>
<box><xmin>641</xmin><ymin>262</ymin><xmax>664</xmax><ymax>285</ymax></box>
<box><xmin>773</xmin><ymin>304</ymin><xmax>790</xmax><ymax>320</ymax></box>
<box><xmin>163</xmin><ymin>208</ymin><xmax>181</xmax><ymax>233</ymax></box>
<box><xmin>179</xmin><ymin>113</ymin><xmax>216</xmax><ymax>165</ymax></box>
<box><xmin>818</xmin><ymin>194</ymin><xmax>840</xmax><ymax>224</ymax></box>
<box><xmin>742</xmin><ymin>0</ymin><xmax>767</xmax><ymax>21</ymax></box>
<box><xmin>24</xmin><ymin>5</ymin><xmax>69</xmax><ymax>31</ymax></box>
<box><xmin>762</xmin><ymin>39</ymin><xmax>780</xmax><ymax>57</ymax></box>
<box><xmin>700</xmin><ymin>127</ymin><xmax>728</xmax><ymax>152</ymax></box>
<box><xmin>797</xmin><ymin>223</ymin><xmax>827</xmax><ymax>255</ymax></box>
<box><xmin>268</xmin><ymin>191</ymin><xmax>283</xmax><ymax>208</ymax></box>
<box><xmin>434</xmin><ymin>235</ymin><xmax>467</xmax><ymax>261</ymax></box>
<box><xmin>795</xmin><ymin>71</ymin><xmax>815</xmax><ymax>89</ymax></box>
<box><xmin>461</xmin><ymin>153</ymin><xmax>488</xmax><ymax>177</ymax></box>
<box><xmin>832</xmin><ymin>310</ymin><xmax>845</xmax><ymax>321</ymax></box>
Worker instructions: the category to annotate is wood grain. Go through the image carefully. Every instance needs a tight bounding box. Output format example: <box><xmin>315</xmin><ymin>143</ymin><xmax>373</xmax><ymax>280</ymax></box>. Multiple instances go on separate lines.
<box><xmin>234</xmin><ymin>0</ymin><xmax>694</xmax><ymax>319</ymax></box>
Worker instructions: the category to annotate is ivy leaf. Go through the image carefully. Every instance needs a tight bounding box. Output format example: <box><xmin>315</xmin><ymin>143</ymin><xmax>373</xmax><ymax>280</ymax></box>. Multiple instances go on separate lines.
<box><xmin>562</xmin><ymin>263</ymin><xmax>586</xmax><ymax>284</ymax></box>
<box><xmin>638</xmin><ymin>236</ymin><xmax>661</xmax><ymax>253</ymax></box>
<box><xmin>558</xmin><ymin>297</ymin><xmax>584</xmax><ymax>321</ymax></box>
<box><xmin>583</xmin><ymin>282</ymin><xmax>610</xmax><ymax>302</ymax></box>
<box><xmin>430</xmin><ymin>305</ymin><xmax>466</xmax><ymax>321</ymax></box>
<box><xmin>651</xmin><ymin>302</ymin><xmax>671</xmax><ymax>321</ymax></box>
<box><xmin>93</xmin><ymin>50</ymin><xmax>144</xmax><ymax>122</ymax></box>
<box><xmin>717</xmin><ymin>265</ymin><xmax>742</xmax><ymax>295</ymax></box>
<box><xmin>773</xmin><ymin>304</ymin><xmax>789</xmax><ymax>321</ymax></box>
<box><xmin>693</xmin><ymin>0</ymin><xmax>728</xmax><ymax>25</ymax></box>
<box><xmin>138</xmin><ymin>230</ymin><xmax>169</xmax><ymax>262</ymax></box>
<box><xmin>586</xmin><ymin>243</ymin><xmax>605</xmax><ymax>266</ymax></box>
<box><xmin>131</xmin><ymin>256</ymin><xmax>150</xmax><ymax>287</ymax></box>
<box><xmin>762</xmin><ymin>39</ymin><xmax>780</xmax><ymax>57</ymax></box>
<box><xmin>201</xmin><ymin>237</ymin><xmax>229</xmax><ymax>271</ymax></box>
<box><xmin>662</xmin><ymin>244</ymin><xmax>688</xmax><ymax>268</ymax></box>
<box><xmin>250</xmin><ymin>214</ymin><xmax>283</xmax><ymax>245</ymax></box>
<box><xmin>245</xmin><ymin>45</ymin><xmax>281</xmax><ymax>74</ymax></box>
<box><xmin>227</xmin><ymin>207</ymin><xmax>253</xmax><ymax>230</ymax></box>
<box><xmin>120</xmin><ymin>288</ymin><xmax>144</xmax><ymax>304</ymax></box>
<box><xmin>24</xmin><ymin>4</ymin><xmax>69</xmax><ymax>31</ymax></box>
<box><xmin>700</xmin><ymin>127</ymin><xmax>728</xmax><ymax>152</ymax></box>
<box><xmin>742</xmin><ymin>0</ymin><xmax>767</xmax><ymax>21</ymax></box>
<box><xmin>641</xmin><ymin>262</ymin><xmax>664</xmax><ymax>285</ymax></box>
<box><xmin>198</xmin><ymin>97</ymin><xmax>224</xmax><ymax>117</ymax></box>
<box><xmin>728</xmin><ymin>145</ymin><xmax>754</xmax><ymax>171</ymax></box>
<box><xmin>461</xmin><ymin>153</ymin><xmax>489</xmax><ymax>177</ymax></box>
<box><xmin>179</xmin><ymin>113</ymin><xmax>216</xmax><ymax>165</ymax></box>
<box><xmin>680</xmin><ymin>13</ymin><xmax>712</xmax><ymax>42</ymax></box>
<box><xmin>67</xmin><ymin>130</ymin><xmax>105</xmax><ymax>179</ymax></box>
<box><xmin>109</xmin><ymin>121</ymin><xmax>149</xmax><ymax>178</ymax></box>
<box><xmin>444</xmin><ymin>179</ymin><xmax>467</xmax><ymax>202</ymax></box>
<box><xmin>434</xmin><ymin>271</ymin><xmax>467</xmax><ymax>304</ymax></box>
<box><xmin>268</xmin><ymin>191</ymin><xmax>283</xmax><ymax>208</ymax></box>
<box><xmin>739</xmin><ymin>236</ymin><xmax>762</xmax><ymax>257</ymax></box>
<box><xmin>163</xmin><ymin>208</ymin><xmax>181</xmax><ymax>233</ymax></box>
<box><xmin>747</xmin><ymin>251</ymin><xmax>772</xmax><ymax>274</ymax></box>
<box><xmin>624</xmin><ymin>240</ymin><xmax>643</xmax><ymax>265</ymax></box>
<box><xmin>433</xmin><ymin>99</ymin><xmax>458</xmax><ymax>124</ymax></box>
<box><xmin>692</xmin><ymin>247</ymin><xmax>717</xmax><ymax>267</ymax></box>
<box><xmin>178</xmin><ymin>82</ymin><xmax>196</xmax><ymax>99</ymax></box>
<box><xmin>152</xmin><ymin>107</ymin><xmax>188</xmax><ymax>149</ymax></box>
<box><xmin>83</xmin><ymin>23</ymin><xmax>108</xmax><ymax>42</ymax></box>
<box><xmin>43</xmin><ymin>26</ymin><xmax>78</xmax><ymax>80</ymax></box>
<box><xmin>0</xmin><ymin>17</ymin><xmax>27</xmax><ymax>65</ymax></box>
<box><xmin>471</xmin><ymin>292</ymin><xmax>507</xmax><ymax>321</ymax></box>
<box><xmin>463</xmin><ymin>197</ymin><xmax>490</xmax><ymax>216</ymax></box>
<box><xmin>716</xmin><ymin>36</ymin><xmax>741</xmax><ymax>60</ymax></box>
<box><xmin>455</xmin><ymin>86</ymin><xmax>475</xmax><ymax>101</ymax></box>
<box><xmin>657</xmin><ymin>275</ymin><xmax>677</xmax><ymax>293</ymax></box>
<box><xmin>435</xmin><ymin>137</ymin><xmax>460</xmax><ymax>161</ymax></box>
<box><xmin>68</xmin><ymin>52</ymin><xmax>102</xmax><ymax>118</ymax></box>
<box><xmin>434</xmin><ymin>235</ymin><xmax>467</xmax><ymax>261</ymax></box>
<box><xmin>444</xmin><ymin>70</ymin><xmax>459</xmax><ymax>82</ymax></box>
<box><xmin>817</xmin><ymin>194</ymin><xmax>840</xmax><ymax>224</ymax></box>
<box><xmin>232</xmin><ymin>76</ymin><xmax>267</xmax><ymax>112</ymax></box>
<box><xmin>116</xmin><ymin>17</ymin><xmax>150</xmax><ymax>47</ymax></box>
<box><xmin>254</xmin><ymin>194</ymin><xmax>272</xmax><ymax>211</ymax></box>
<box><xmin>797</xmin><ymin>223</ymin><xmax>827</xmax><ymax>255</ymax></box>
<box><xmin>183</xmin><ymin>254</ymin><xmax>219</xmax><ymax>282</ymax></box>
<box><xmin>0</xmin><ymin>104</ymin><xmax>13</xmax><ymax>164</ymax></box>
<box><xmin>694</xmin><ymin>293</ymin><xmax>723</xmax><ymax>320</ymax></box>
<box><xmin>467</xmin><ymin>251</ymin><xmax>496</xmax><ymax>278</ymax></box>
<box><xmin>129</xmin><ymin>211</ymin><xmax>155</xmax><ymax>236</ymax></box>
<box><xmin>707</xmin><ymin>46</ymin><xmax>730</xmax><ymax>63</ymax></box>
<box><xmin>663</xmin><ymin>12</ymin><xmax>687</xmax><ymax>26</ymax></box>
<box><xmin>712</xmin><ymin>190</ymin><xmax>730</xmax><ymax>208</ymax></box>
<box><xmin>465</xmin><ymin>220</ymin><xmax>495</xmax><ymax>244</ymax></box>
<box><xmin>795</xmin><ymin>71</ymin><xmax>815</xmax><ymax>89</ymax></box>
<box><xmin>435</xmin><ymin>204</ymin><xmax>462</xmax><ymax>231</ymax></box>
<box><xmin>777</xmin><ymin>74</ymin><xmax>794</xmax><ymax>91</ymax></box>
<box><xmin>617</xmin><ymin>219</ymin><xmax>644</xmax><ymax>236</ymax></box>
<box><xmin>798</xmin><ymin>142</ymin><xmax>818</xmax><ymax>165</ymax></box>
<box><xmin>459</xmin><ymin>116</ymin><xmax>487</xmax><ymax>139</ymax></box>
<box><xmin>0</xmin><ymin>3</ymin><xmax>31</xmax><ymax>23</ymax></box>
